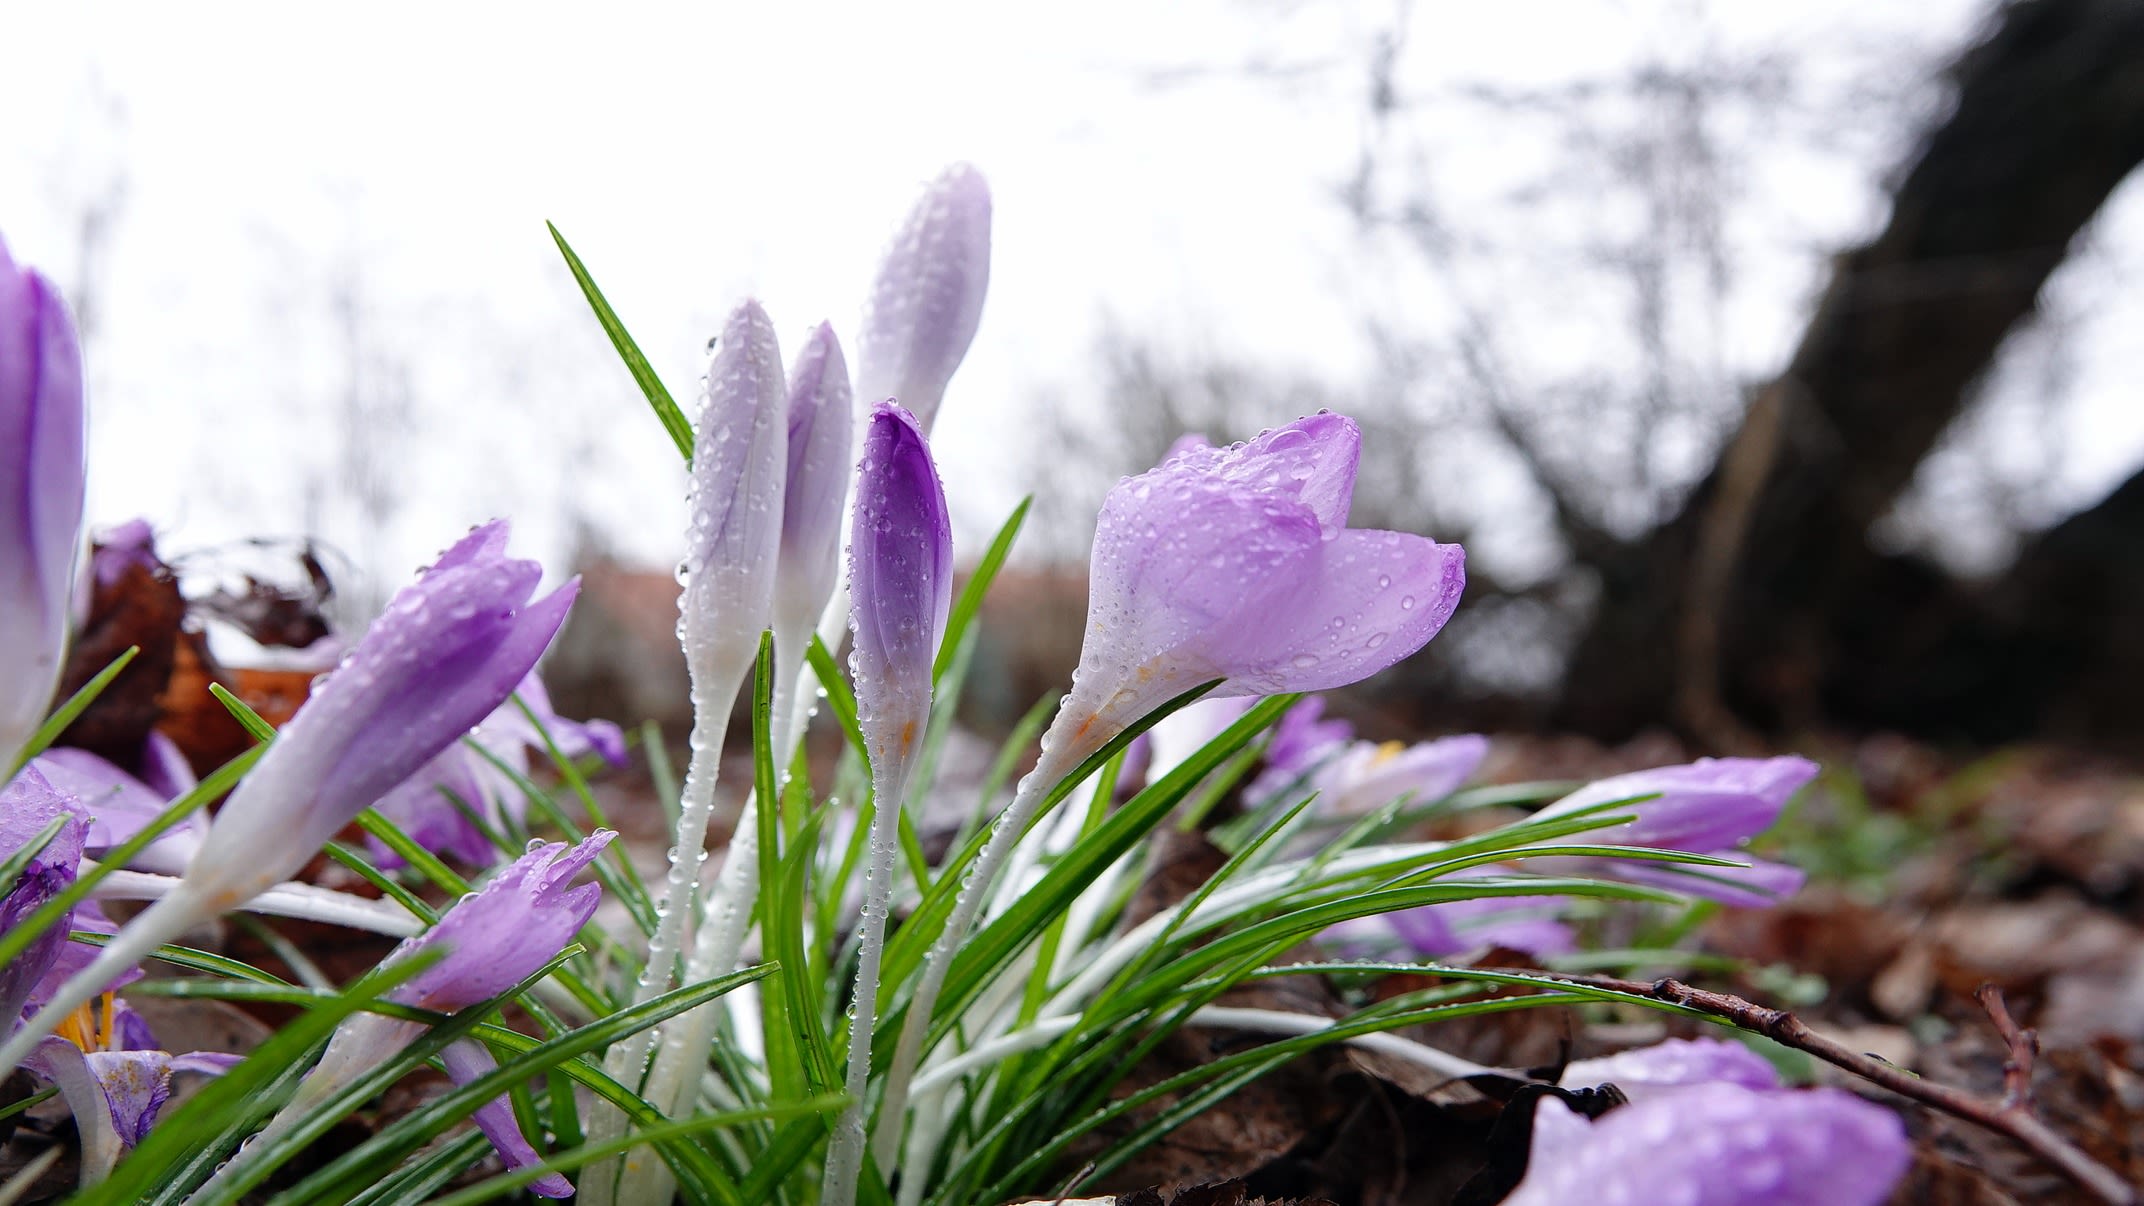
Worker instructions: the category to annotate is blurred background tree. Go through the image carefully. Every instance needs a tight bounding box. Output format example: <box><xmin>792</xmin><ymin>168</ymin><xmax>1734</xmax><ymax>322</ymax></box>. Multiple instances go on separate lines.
<box><xmin>1026</xmin><ymin>0</ymin><xmax>2144</xmax><ymax>748</ymax></box>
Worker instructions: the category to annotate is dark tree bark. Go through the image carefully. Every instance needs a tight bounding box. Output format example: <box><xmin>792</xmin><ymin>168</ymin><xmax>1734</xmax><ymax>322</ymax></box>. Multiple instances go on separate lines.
<box><xmin>1556</xmin><ymin>0</ymin><xmax>2144</xmax><ymax>744</ymax></box>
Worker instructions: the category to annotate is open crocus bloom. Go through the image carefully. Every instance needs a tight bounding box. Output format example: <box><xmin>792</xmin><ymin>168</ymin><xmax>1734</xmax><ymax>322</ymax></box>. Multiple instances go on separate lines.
<box><xmin>1053</xmin><ymin>413</ymin><xmax>1466</xmax><ymax>765</ymax></box>
<box><xmin>1524</xmin><ymin>756</ymin><xmax>1816</xmax><ymax>906</ymax></box>
<box><xmin>1504</xmin><ymin>1038</ymin><xmax>1910</xmax><ymax>1205</ymax></box>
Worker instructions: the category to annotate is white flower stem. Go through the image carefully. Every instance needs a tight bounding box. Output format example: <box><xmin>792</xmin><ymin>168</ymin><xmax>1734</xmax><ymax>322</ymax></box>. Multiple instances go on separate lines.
<box><xmin>871</xmin><ymin>730</ymin><xmax>1091</xmax><ymax>1171</ymax></box>
<box><xmin>822</xmin><ymin>757</ymin><xmax>912</xmax><ymax>1206</ymax></box>
<box><xmin>622</xmin><ymin>648</ymin><xmax>811</xmax><ymax>1206</ymax></box>
<box><xmin>88</xmin><ymin>869</ymin><xmax>422</xmax><ymax>937</ymax></box>
<box><xmin>583</xmin><ymin>653</ymin><xmax>747</xmax><ymax>1206</ymax></box>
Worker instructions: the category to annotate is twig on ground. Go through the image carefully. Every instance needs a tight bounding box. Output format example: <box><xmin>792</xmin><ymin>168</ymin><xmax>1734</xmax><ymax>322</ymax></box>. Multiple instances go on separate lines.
<box><xmin>1479</xmin><ymin>969</ymin><xmax>2134</xmax><ymax>1206</ymax></box>
<box><xmin>1975</xmin><ymin>982</ymin><xmax>2038</xmax><ymax>1113</ymax></box>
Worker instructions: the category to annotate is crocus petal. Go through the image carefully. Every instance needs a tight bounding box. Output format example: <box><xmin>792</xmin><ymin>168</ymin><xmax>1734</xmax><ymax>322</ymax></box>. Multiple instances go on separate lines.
<box><xmin>776</xmin><ymin>322</ymin><xmax>855</xmax><ymax>656</ymax></box>
<box><xmin>385</xmin><ymin>831</ymin><xmax>613</xmax><ymax>1013</ymax></box>
<box><xmin>184</xmin><ymin>521</ymin><xmax>578</xmax><ymax>905</ymax></box>
<box><xmin>855</xmin><ymin>163</ymin><xmax>991</xmax><ymax>432</ymax></box>
<box><xmin>89</xmin><ymin>519</ymin><xmax>157</xmax><ymax>589</ymax></box>
<box><xmin>32</xmin><ymin>746</ymin><xmax>203</xmax><ymax>874</ymax></box>
<box><xmin>847</xmin><ymin>402</ymin><xmax>954</xmax><ymax>767</ymax></box>
<box><xmin>1536</xmin><ymin>757</ymin><xmax>1819</xmax><ymax>853</ymax></box>
<box><xmin>1313</xmin><ymin>734</ymin><xmax>1489</xmax><ymax>816</ymax></box>
<box><xmin>368</xmin><ymin>745</ymin><xmax>500</xmax><ymax>868</ymax></box>
<box><xmin>439</xmin><ymin>1039</ymin><xmax>574</xmax><ymax>1197</ymax></box>
<box><xmin>1263</xmin><ymin>698</ymin><xmax>1355</xmax><ymax>778</ymax></box>
<box><xmin>1216</xmin><ymin>528</ymin><xmax>1465</xmax><ymax>696</ymax></box>
<box><xmin>32</xmin><ymin>899</ymin><xmax>141</xmax><ymax>1007</ymax></box>
<box><xmin>370</xmin><ymin>671</ymin><xmax>625</xmax><ymax>868</ymax></box>
<box><xmin>0</xmin><ymin>236</ymin><xmax>86</xmax><ymax>772</ymax></box>
<box><xmin>1593</xmin><ymin>853</ymin><xmax>1807</xmax><ymax>909</ymax></box>
<box><xmin>682</xmin><ymin>299</ymin><xmax>788</xmax><ymax>684</ymax></box>
<box><xmin>81</xmin><ymin>1049</ymin><xmax>176</xmax><ymax>1147</ymax></box>
<box><xmin>136</xmin><ymin>731</ymin><xmax>198</xmax><ymax>802</ymax></box>
<box><xmin>1506</xmin><ymin>1082</ymin><xmax>1909</xmax><ymax>1206</ymax></box>
<box><xmin>1056</xmin><ymin>414</ymin><xmax>1466</xmax><ymax>761</ymax></box>
<box><xmin>0</xmin><ymin>769</ymin><xmax>87</xmax><ymax>1021</ymax></box>
<box><xmin>1525</xmin><ymin>756</ymin><xmax>1816</xmax><ymax>906</ymax></box>
<box><xmin>1161</xmin><ymin>413</ymin><xmax>1361</xmax><ymax>530</ymax></box>
<box><xmin>22</xmin><ymin>1036</ymin><xmax>123</xmax><ymax>1180</ymax></box>
<box><xmin>1384</xmin><ymin>871</ymin><xmax>1576</xmax><ymax>959</ymax></box>
<box><xmin>1559</xmin><ymin>1038</ymin><xmax>1781</xmax><ymax>1099</ymax></box>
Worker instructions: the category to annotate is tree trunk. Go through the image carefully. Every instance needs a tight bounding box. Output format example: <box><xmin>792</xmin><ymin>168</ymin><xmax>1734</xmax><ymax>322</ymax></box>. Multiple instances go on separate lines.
<box><xmin>1556</xmin><ymin>0</ymin><xmax>2144</xmax><ymax>743</ymax></box>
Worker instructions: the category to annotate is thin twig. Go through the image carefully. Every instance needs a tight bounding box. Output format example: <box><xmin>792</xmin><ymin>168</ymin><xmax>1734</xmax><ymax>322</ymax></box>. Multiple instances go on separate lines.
<box><xmin>1484</xmin><ymin>969</ymin><xmax>2133</xmax><ymax>1205</ymax></box>
<box><xmin>1976</xmin><ymin>982</ymin><xmax>2038</xmax><ymax>1113</ymax></box>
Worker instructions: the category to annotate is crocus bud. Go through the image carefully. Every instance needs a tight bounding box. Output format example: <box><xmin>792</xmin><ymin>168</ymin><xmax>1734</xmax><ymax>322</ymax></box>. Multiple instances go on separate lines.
<box><xmin>0</xmin><ymin>234</ymin><xmax>87</xmax><ymax>772</ymax></box>
<box><xmin>227</xmin><ymin>834</ymin><xmax>614</xmax><ymax>1201</ymax></box>
<box><xmin>185</xmin><ymin>520</ymin><xmax>579</xmax><ymax>907</ymax></box>
<box><xmin>847</xmin><ymin>401</ymin><xmax>953</xmax><ymax>768</ymax></box>
<box><xmin>1526</xmin><ymin>756</ymin><xmax>1815</xmax><ymax>906</ymax></box>
<box><xmin>825</xmin><ymin>402</ymin><xmax>953</xmax><ymax>1204</ymax></box>
<box><xmin>682</xmin><ymin>300</ymin><xmax>788</xmax><ymax>690</ymax></box>
<box><xmin>855</xmin><ymin>164</ymin><xmax>991</xmax><ymax>432</ymax></box>
<box><xmin>774</xmin><ymin>323</ymin><xmax>854</xmax><ymax>668</ymax></box>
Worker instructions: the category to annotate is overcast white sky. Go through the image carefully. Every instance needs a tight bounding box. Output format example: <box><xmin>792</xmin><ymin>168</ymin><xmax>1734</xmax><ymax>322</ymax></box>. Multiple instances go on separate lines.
<box><xmin>2</xmin><ymin>0</ymin><xmax>2137</xmax><ymax>599</ymax></box>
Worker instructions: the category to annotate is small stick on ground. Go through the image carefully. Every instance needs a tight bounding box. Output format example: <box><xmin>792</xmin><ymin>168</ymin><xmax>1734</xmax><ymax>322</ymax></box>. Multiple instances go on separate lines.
<box><xmin>1488</xmin><ymin>969</ymin><xmax>2133</xmax><ymax>1206</ymax></box>
<box><xmin>1976</xmin><ymin>982</ymin><xmax>2038</xmax><ymax>1113</ymax></box>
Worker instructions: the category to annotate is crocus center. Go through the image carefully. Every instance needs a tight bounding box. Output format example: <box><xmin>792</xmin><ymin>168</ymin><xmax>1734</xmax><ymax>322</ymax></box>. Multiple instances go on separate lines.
<box><xmin>53</xmin><ymin>992</ymin><xmax>120</xmax><ymax>1053</ymax></box>
<box><xmin>1369</xmin><ymin>740</ymin><xmax>1406</xmax><ymax>769</ymax></box>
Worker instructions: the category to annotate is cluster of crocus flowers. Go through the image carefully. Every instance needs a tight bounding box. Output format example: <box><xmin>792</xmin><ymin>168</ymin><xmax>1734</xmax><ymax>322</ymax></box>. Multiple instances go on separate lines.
<box><xmin>2</xmin><ymin>771</ymin><xmax>235</xmax><ymax>1185</ymax></box>
<box><xmin>588</xmin><ymin>164</ymin><xmax>993</xmax><ymax>1206</ymax></box>
<box><xmin>211</xmin><ymin>833</ymin><xmax>616</xmax><ymax>1201</ymax></box>
<box><xmin>0</xmin><ymin>233</ymin><xmax>86</xmax><ymax>775</ymax></box>
<box><xmin>876</xmin><ymin>410</ymin><xmax>1471</xmax><ymax>1167</ymax></box>
<box><xmin>0</xmin><ymin>519</ymin><xmax>581</xmax><ymax>1078</ymax></box>
<box><xmin>1505</xmin><ymin>1037</ymin><xmax>1909</xmax><ymax>1203</ymax></box>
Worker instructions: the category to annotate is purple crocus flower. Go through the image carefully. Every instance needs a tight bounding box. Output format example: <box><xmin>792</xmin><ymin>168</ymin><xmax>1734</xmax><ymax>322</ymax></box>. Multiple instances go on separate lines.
<box><xmin>0</xmin><ymin>770</ymin><xmax>88</xmax><ymax>1024</ymax></box>
<box><xmin>1054</xmin><ymin>413</ymin><xmax>1466</xmax><ymax>766</ymax></box>
<box><xmin>855</xmin><ymin>164</ymin><xmax>991</xmax><ymax>432</ymax></box>
<box><xmin>1310</xmin><ymin>734</ymin><xmax>1488</xmax><ymax>816</ymax></box>
<box><xmin>775</xmin><ymin>323</ymin><xmax>854</xmax><ymax>662</ymax></box>
<box><xmin>370</xmin><ymin>670</ymin><xmax>627</xmax><ymax>867</ymax></box>
<box><xmin>826</xmin><ymin>402</ymin><xmax>954</xmax><ymax>1205</ymax></box>
<box><xmin>1557</xmin><ymin>1037</ymin><xmax>1781</xmax><ymax>1099</ymax></box>
<box><xmin>20</xmin><ymin>997</ymin><xmax>237</xmax><ymax>1180</ymax></box>
<box><xmin>32</xmin><ymin>742</ymin><xmax>204</xmax><ymax>874</ymax></box>
<box><xmin>2</xmin><ymin>520</ymin><xmax>579</xmax><ymax>1077</ymax></box>
<box><xmin>1506</xmin><ymin>1038</ymin><xmax>1909</xmax><ymax>1205</ymax></box>
<box><xmin>1383</xmin><ymin>888</ymin><xmax>1576</xmax><ymax>959</ymax></box>
<box><xmin>0</xmin><ymin>233</ymin><xmax>87</xmax><ymax>773</ymax></box>
<box><xmin>184</xmin><ymin>520</ymin><xmax>579</xmax><ymax>904</ymax></box>
<box><xmin>847</xmin><ymin>402</ymin><xmax>954</xmax><ymax>771</ymax></box>
<box><xmin>1525</xmin><ymin>756</ymin><xmax>1816</xmax><ymax>907</ymax></box>
<box><xmin>878</xmin><ymin>412</ymin><xmax>1468</xmax><ymax>1153</ymax></box>
<box><xmin>234</xmin><ymin>833</ymin><xmax>614</xmax><ymax>1201</ymax></box>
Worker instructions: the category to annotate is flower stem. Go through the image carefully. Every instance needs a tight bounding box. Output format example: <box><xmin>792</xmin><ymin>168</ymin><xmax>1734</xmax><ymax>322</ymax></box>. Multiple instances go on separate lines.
<box><xmin>823</xmin><ymin>758</ymin><xmax>912</xmax><ymax>1206</ymax></box>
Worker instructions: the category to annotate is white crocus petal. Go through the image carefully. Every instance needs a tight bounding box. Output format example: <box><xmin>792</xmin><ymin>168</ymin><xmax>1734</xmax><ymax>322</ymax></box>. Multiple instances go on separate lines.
<box><xmin>591</xmin><ymin>299</ymin><xmax>788</xmax><ymax>1206</ymax></box>
<box><xmin>854</xmin><ymin>163</ymin><xmax>992</xmax><ymax>433</ymax></box>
